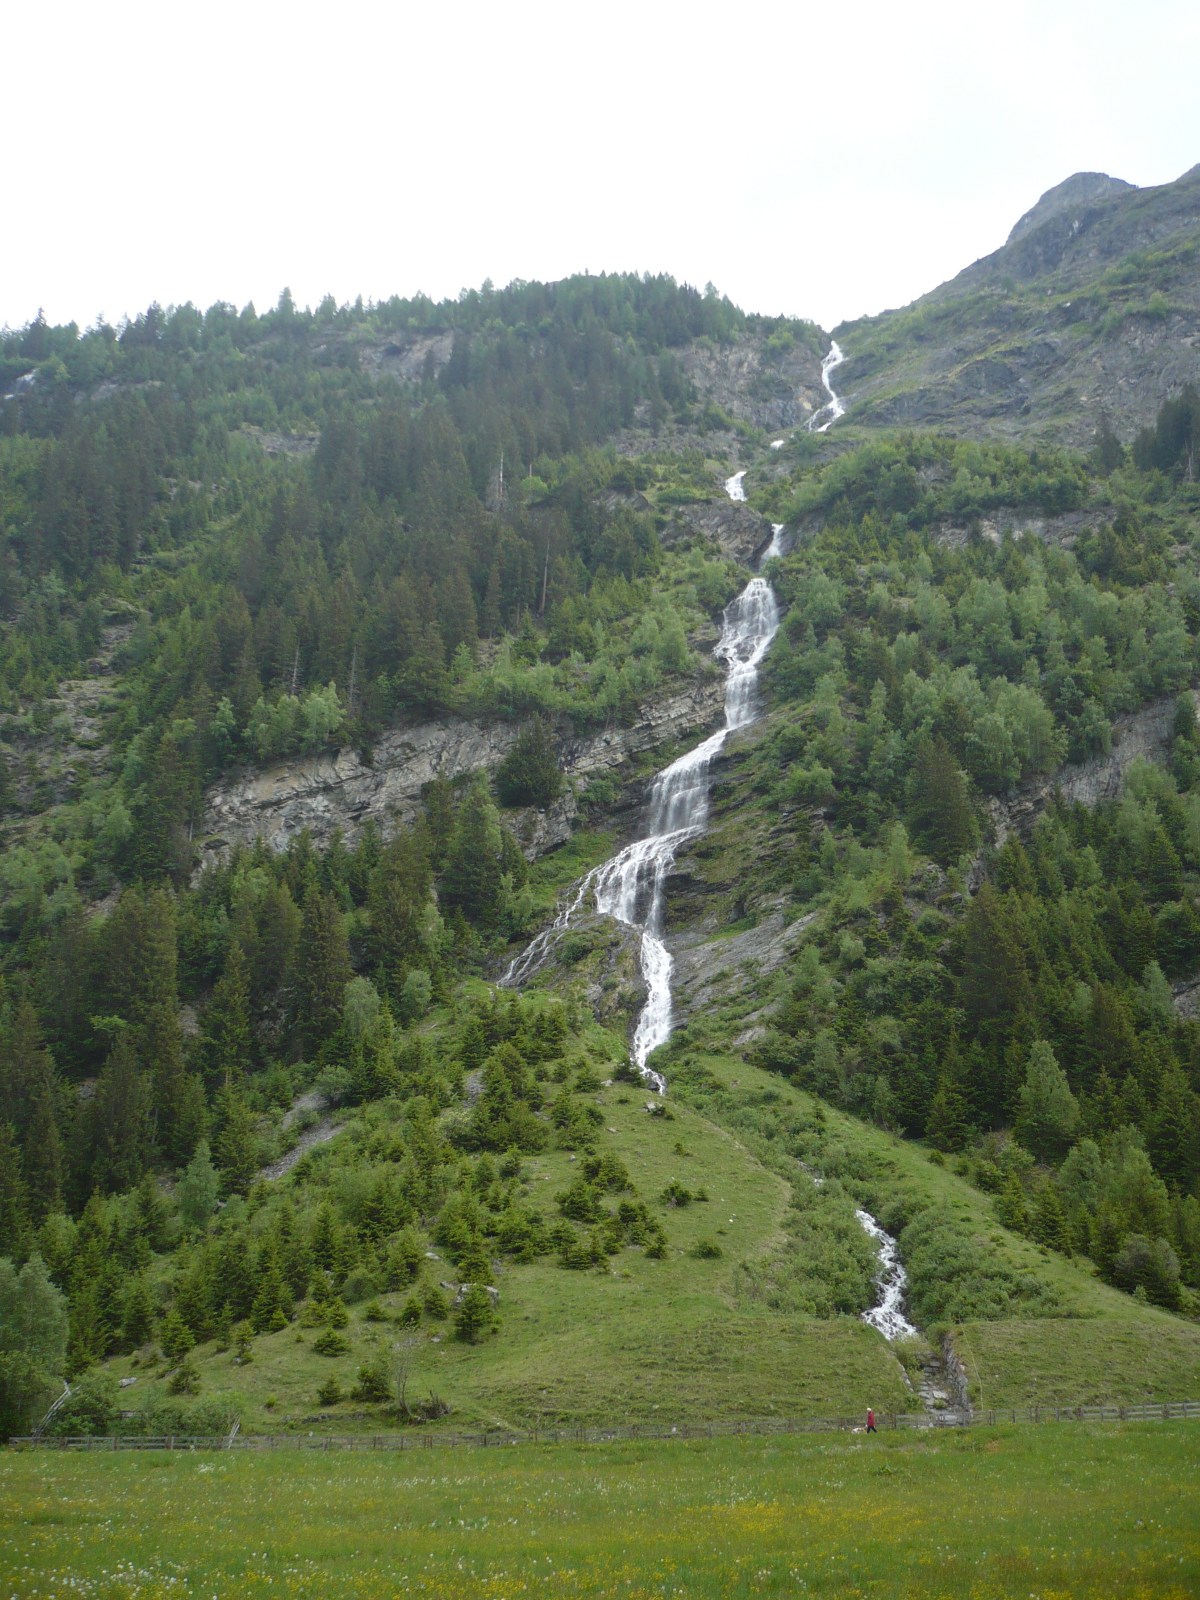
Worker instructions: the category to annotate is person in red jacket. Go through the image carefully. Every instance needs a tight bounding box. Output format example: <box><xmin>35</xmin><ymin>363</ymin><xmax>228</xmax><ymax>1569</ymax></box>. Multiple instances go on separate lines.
<box><xmin>866</xmin><ymin>1407</ymin><xmax>877</xmax><ymax>1433</ymax></box>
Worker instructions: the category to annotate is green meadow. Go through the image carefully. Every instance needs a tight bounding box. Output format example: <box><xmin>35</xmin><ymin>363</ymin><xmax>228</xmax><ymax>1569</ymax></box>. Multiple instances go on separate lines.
<box><xmin>3</xmin><ymin>1423</ymin><xmax>1198</xmax><ymax>1599</ymax></box>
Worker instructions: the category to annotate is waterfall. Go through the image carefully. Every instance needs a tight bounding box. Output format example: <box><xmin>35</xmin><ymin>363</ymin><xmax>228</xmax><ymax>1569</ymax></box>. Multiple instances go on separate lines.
<box><xmin>807</xmin><ymin>341</ymin><xmax>846</xmax><ymax>433</ymax></box>
<box><xmin>855</xmin><ymin>1209</ymin><xmax>918</xmax><ymax>1340</ymax></box>
<box><xmin>503</xmin><ymin>480</ymin><xmax>782</xmax><ymax>1090</ymax></box>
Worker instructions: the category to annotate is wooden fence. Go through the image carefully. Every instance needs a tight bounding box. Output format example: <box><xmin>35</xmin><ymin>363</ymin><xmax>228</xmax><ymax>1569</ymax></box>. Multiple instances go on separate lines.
<box><xmin>12</xmin><ymin>1399</ymin><xmax>1200</xmax><ymax>1453</ymax></box>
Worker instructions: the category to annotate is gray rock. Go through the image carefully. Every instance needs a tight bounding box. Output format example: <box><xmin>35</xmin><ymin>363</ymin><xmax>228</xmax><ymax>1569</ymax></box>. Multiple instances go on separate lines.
<box><xmin>983</xmin><ymin>689</ymin><xmax>1198</xmax><ymax>848</ymax></box>
<box><xmin>199</xmin><ymin>678</ymin><xmax>726</xmax><ymax>869</ymax></box>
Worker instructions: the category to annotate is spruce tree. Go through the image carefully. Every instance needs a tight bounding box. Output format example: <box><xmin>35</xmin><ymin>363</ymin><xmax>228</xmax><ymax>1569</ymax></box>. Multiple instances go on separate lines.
<box><xmin>1015</xmin><ymin>1041</ymin><xmax>1080</xmax><ymax>1163</ymax></box>
<box><xmin>200</xmin><ymin>944</ymin><xmax>254</xmax><ymax>1088</ymax></box>
<box><xmin>441</xmin><ymin>776</ymin><xmax>505</xmax><ymax>930</ymax></box>
<box><xmin>495</xmin><ymin>717</ymin><xmax>563</xmax><ymax>808</ymax></box>
<box><xmin>176</xmin><ymin>1140</ymin><xmax>220</xmax><ymax>1233</ymax></box>
<box><xmin>906</xmin><ymin>738</ymin><xmax>978</xmax><ymax>866</ymax></box>
<box><xmin>295</xmin><ymin>890</ymin><xmax>351</xmax><ymax>1056</ymax></box>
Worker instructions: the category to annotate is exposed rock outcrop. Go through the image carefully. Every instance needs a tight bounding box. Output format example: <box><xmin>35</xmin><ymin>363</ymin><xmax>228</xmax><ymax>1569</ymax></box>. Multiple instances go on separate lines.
<box><xmin>983</xmin><ymin>689</ymin><xmax>1198</xmax><ymax>848</ymax></box>
<box><xmin>838</xmin><ymin>163</ymin><xmax>1200</xmax><ymax>447</ymax></box>
<box><xmin>200</xmin><ymin>678</ymin><xmax>726</xmax><ymax>869</ymax></box>
<box><xmin>664</xmin><ymin>497</ymin><xmax>778</xmax><ymax>567</ymax></box>
<box><xmin>670</xmin><ymin>905</ymin><xmax>818</xmax><ymax>1035</ymax></box>
<box><xmin>678</xmin><ymin>331</ymin><xmax>829</xmax><ymax>432</ymax></box>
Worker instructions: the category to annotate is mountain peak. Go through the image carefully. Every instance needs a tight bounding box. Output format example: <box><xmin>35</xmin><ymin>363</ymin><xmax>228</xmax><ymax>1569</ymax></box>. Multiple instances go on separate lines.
<box><xmin>1006</xmin><ymin>171</ymin><xmax>1135</xmax><ymax>245</ymax></box>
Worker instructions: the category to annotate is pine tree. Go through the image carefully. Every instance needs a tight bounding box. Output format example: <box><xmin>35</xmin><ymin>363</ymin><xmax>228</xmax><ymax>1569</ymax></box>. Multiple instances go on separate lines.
<box><xmin>84</xmin><ymin>1033</ymin><xmax>154</xmax><ymax>1196</ymax></box>
<box><xmin>295</xmin><ymin>890</ymin><xmax>351</xmax><ymax>1057</ymax></box>
<box><xmin>906</xmin><ymin>738</ymin><xmax>978</xmax><ymax>865</ymax></box>
<box><xmin>0</xmin><ymin>1125</ymin><xmax>31</xmax><ymax>1259</ymax></box>
<box><xmin>104</xmin><ymin>888</ymin><xmax>178</xmax><ymax>1024</ymax></box>
<box><xmin>250</xmin><ymin>1237</ymin><xmax>292</xmax><ymax>1333</ymax></box>
<box><xmin>926</xmin><ymin>1074</ymin><xmax>972</xmax><ymax>1153</ymax></box>
<box><xmin>454</xmin><ymin>1283</ymin><xmax>498</xmax><ymax>1344</ymax></box>
<box><xmin>1015</xmin><ymin>1041</ymin><xmax>1080</xmax><ymax>1163</ymax></box>
<box><xmin>176</xmin><ymin>1140</ymin><xmax>220</xmax><ymax>1233</ymax></box>
<box><xmin>200</xmin><ymin>944</ymin><xmax>254</xmax><ymax>1088</ymax></box>
<box><xmin>140</xmin><ymin>1003</ymin><xmax>204</xmax><ymax>1165</ymax></box>
<box><xmin>441</xmin><ymin>776</ymin><xmax>505</xmax><ymax>930</ymax></box>
<box><xmin>158</xmin><ymin>1305</ymin><xmax>194</xmax><ymax>1363</ymax></box>
<box><xmin>495</xmin><ymin>717</ymin><xmax>563</xmax><ymax>808</ymax></box>
<box><xmin>1030</xmin><ymin>1181</ymin><xmax>1073</xmax><ymax>1252</ymax></box>
<box><xmin>22</xmin><ymin>1067</ymin><xmax>63</xmax><ymax>1223</ymax></box>
<box><xmin>121</xmin><ymin>1275</ymin><xmax>155</xmax><ymax>1347</ymax></box>
<box><xmin>212</xmin><ymin>1089</ymin><xmax>258</xmax><ymax>1196</ymax></box>
<box><xmin>368</xmin><ymin>829</ymin><xmax>434</xmax><ymax>985</ymax></box>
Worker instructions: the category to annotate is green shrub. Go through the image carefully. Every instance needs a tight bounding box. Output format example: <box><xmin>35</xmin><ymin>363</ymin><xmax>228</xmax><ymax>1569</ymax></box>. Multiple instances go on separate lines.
<box><xmin>312</xmin><ymin>1328</ymin><xmax>350</xmax><ymax>1357</ymax></box>
<box><xmin>351</xmin><ymin>1351</ymin><xmax>392</xmax><ymax>1403</ymax></box>
<box><xmin>167</xmin><ymin>1357</ymin><xmax>200</xmax><ymax>1396</ymax></box>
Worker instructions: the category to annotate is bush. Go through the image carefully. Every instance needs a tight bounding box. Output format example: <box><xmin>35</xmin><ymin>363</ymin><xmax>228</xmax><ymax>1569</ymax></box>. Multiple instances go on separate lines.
<box><xmin>46</xmin><ymin>1370</ymin><xmax>119</xmax><ymax>1437</ymax></box>
<box><xmin>167</xmin><ymin>1357</ymin><xmax>200</xmax><ymax>1396</ymax></box>
<box><xmin>351</xmin><ymin>1351</ymin><xmax>393</xmax><ymax>1404</ymax></box>
<box><xmin>132</xmin><ymin>1395</ymin><xmax>240</xmax><ymax>1438</ymax></box>
<box><xmin>312</xmin><ymin>1328</ymin><xmax>350</xmax><ymax>1357</ymax></box>
<box><xmin>316</xmin><ymin>1378</ymin><xmax>343</xmax><ymax>1407</ymax></box>
<box><xmin>689</xmin><ymin>1238</ymin><xmax>723</xmax><ymax>1259</ymax></box>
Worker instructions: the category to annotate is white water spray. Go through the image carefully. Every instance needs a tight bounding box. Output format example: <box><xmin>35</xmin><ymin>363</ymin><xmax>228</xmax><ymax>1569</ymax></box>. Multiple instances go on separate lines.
<box><xmin>856</xmin><ymin>1209</ymin><xmax>918</xmax><ymax>1340</ymax></box>
<box><xmin>504</xmin><ymin>479</ymin><xmax>781</xmax><ymax>1090</ymax></box>
<box><xmin>807</xmin><ymin>341</ymin><xmax>846</xmax><ymax>434</ymax></box>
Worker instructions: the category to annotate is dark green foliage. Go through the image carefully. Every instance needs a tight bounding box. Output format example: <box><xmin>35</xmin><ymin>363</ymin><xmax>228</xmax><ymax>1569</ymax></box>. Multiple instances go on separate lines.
<box><xmin>295</xmin><ymin>891</ymin><xmax>352</xmax><ymax>1057</ymax></box>
<box><xmin>495</xmin><ymin>718</ymin><xmax>564</xmax><ymax>809</ymax></box>
<box><xmin>158</xmin><ymin>1306</ymin><xmax>193</xmax><ymax>1364</ymax></box>
<box><xmin>454</xmin><ymin>1283</ymin><xmax>498</xmax><ymax>1343</ymax></box>
<box><xmin>167</xmin><ymin>1355</ymin><xmax>201</xmax><ymax>1395</ymax></box>
<box><xmin>0</xmin><ymin>1255</ymin><xmax>69</xmax><ymax>1436</ymax></box>
<box><xmin>905</xmin><ymin>739</ymin><xmax>978</xmax><ymax>865</ymax></box>
<box><xmin>312</xmin><ymin>1327</ymin><xmax>350</xmax><ymax>1356</ymax></box>
<box><xmin>316</xmin><ymin>1376</ymin><xmax>343</xmax><ymax>1406</ymax></box>
<box><xmin>350</xmin><ymin>1350</ymin><xmax>393</xmax><ymax>1403</ymax></box>
<box><xmin>440</xmin><ymin>776</ymin><xmax>509</xmax><ymax>931</ymax></box>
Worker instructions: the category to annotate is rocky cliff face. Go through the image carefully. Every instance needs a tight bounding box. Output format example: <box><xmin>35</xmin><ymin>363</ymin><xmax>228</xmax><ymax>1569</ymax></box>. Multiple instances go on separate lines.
<box><xmin>983</xmin><ymin>688</ymin><xmax>1199</xmax><ymax>849</ymax></box>
<box><xmin>837</xmin><ymin>165</ymin><xmax>1200</xmax><ymax>447</ymax></box>
<box><xmin>678</xmin><ymin>330</ymin><xmax>830</xmax><ymax>432</ymax></box>
<box><xmin>665</xmin><ymin>498</ymin><xmax>779</xmax><ymax>567</ymax></box>
<box><xmin>200</xmin><ymin>678</ymin><xmax>726</xmax><ymax>870</ymax></box>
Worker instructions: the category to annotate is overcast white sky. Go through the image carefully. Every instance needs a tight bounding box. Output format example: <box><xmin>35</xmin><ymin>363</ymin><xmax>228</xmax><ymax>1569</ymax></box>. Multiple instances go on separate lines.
<box><xmin>5</xmin><ymin>0</ymin><xmax>1198</xmax><ymax>336</ymax></box>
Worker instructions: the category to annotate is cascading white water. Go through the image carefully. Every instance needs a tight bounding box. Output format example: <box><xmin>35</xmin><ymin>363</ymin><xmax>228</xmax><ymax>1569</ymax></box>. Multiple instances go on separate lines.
<box><xmin>503</xmin><ymin>482</ymin><xmax>782</xmax><ymax>1091</ymax></box>
<box><xmin>807</xmin><ymin>341</ymin><xmax>846</xmax><ymax>434</ymax></box>
<box><xmin>506</xmin><ymin>471</ymin><xmax>917</xmax><ymax>1337</ymax></box>
<box><xmin>856</xmin><ymin>1209</ymin><xmax>918</xmax><ymax>1340</ymax></box>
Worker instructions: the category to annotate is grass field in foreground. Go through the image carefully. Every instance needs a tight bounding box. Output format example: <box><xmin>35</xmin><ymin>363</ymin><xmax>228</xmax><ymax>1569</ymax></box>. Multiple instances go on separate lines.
<box><xmin>3</xmin><ymin>1423</ymin><xmax>1198</xmax><ymax>1599</ymax></box>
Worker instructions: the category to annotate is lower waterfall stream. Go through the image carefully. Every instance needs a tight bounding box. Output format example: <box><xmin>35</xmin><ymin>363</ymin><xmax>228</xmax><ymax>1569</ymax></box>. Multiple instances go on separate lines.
<box><xmin>505</xmin><ymin>460</ymin><xmax>916</xmax><ymax>1342</ymax></box>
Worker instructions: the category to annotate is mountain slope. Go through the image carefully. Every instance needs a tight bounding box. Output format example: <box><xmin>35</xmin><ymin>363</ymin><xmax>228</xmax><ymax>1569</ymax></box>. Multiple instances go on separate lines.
<box><xmin>3</xmin><ymin>248</ymin><xmax>1200</xmax><ymax>1444</ymax></box>
<box><xmin>835</xmin><ymin>163</ymin><xmax>1200</xmax><ymax>445</ymax></box>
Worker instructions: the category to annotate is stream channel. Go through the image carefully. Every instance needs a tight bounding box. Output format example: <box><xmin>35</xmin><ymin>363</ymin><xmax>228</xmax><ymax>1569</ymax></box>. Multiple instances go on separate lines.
<box><xmin>506</xmin><ymin>387</ymin><xmax>917</xmax><ymax>1342</ymax></box>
